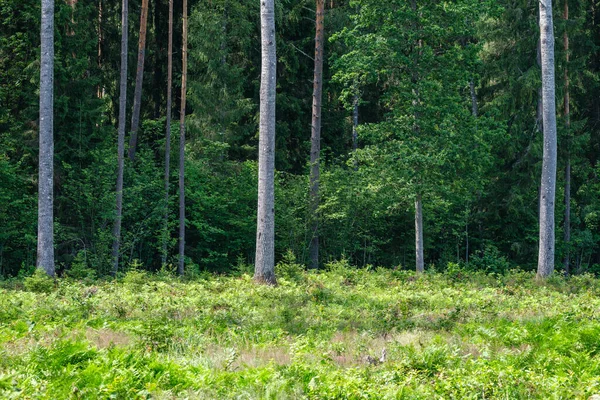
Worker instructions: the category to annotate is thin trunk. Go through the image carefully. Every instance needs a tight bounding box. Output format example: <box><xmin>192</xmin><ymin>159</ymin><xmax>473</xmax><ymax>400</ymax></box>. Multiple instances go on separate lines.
<box><xmin>97</xmin><ymin>0</ymin><xmax>103</xmax><ymax>99</ymax></box>
<box><xmin>537</xmin><ymin>0</ymin><xmax>558</xmax><ymax>279</ymax></box>
<box><xmin>161</xmin><ymin>0</ymin><xmax>173</xmax><ymax>266</ymax></box>
<box><xmin>309</xmin><ymin>0</ymin><xmax>325</xmax><ymax>270</ymax></box>
<box><xmin>563</xmin><ymin>0</ymin><xmax>571</xmax><ymax>275</ymax></box>
<box><xmin>178</xmin><ymin>0</ymin><xmax>188</xmax><ymax>276</ymax></box>
<box><xmin>470</xmin><ymin>79</ymin><xmax>478</xmax><ymax>117</ymax></box>
<box><xmin>112</xmin><ymin>0</ymin><xmax>128</xmax><ymax>276</ymax></box>
<box><xmin>37</xmin><ymin>0</ymin><xmax>55</xmax><ymax>277</ymax></box>
<box><xmin>128</xmin><ymin>0</ymin><xmax>149</xmax><ymax>161</ymax></box>
<box><xmin>254</xmin><ymin>0</ymin><xmax>277</xmax><ymax>285</ymax></box>
<box><xmin>415</xmin><ymin>194</ymin><xmax>424</xmax><ymax>273</ymax></box>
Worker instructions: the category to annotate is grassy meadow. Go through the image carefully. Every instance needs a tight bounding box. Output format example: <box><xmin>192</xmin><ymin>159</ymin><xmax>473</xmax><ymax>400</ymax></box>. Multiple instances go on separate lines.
<box><xmin>2</xmin><ymin>261</ymin><xmax>600</xmax><ymax>399</ymax></box>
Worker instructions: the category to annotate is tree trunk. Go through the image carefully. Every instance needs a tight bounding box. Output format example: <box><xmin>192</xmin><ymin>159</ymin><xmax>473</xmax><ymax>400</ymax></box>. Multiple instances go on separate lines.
<box><xmin>309</xmin><ymin>0</ymin><xmax>325</xmax><ymax>270</ymax></box>
<box><xmin>37</xmin><ymin>0</ymin><xmax>55</xmax><ymax>277</ymax></box>
<box><xmin>161</xmin><ymin>0</ymin><xmax>173</xmax><ymax>266</ymax></box>
<box><xmin>254</xmin><ymin>0</ymin><xmax>277</xmax><ymax>285</ymax></box>
<box><xmin>178</xmin><ymin>0</ymin><xmax>188</xmax><ymax>276</ymax></box>
<box><xmin>536</xmin><ymin>38</ymin><xmax>544</xmax><ymax>134</ymax></box>
<box><xmin>563</xmin><ymin>0</ymin><xmax>571</xmax><ymax>275</ymax></box>
<box><xmin>537</xmin><ymin>0</ymin><xmax>558</xmax><ymax>279</ymax></box>
<box><xmin>112</xmin><ymin>0</ymin><xmax>129</xmax><ymax>276</ymax></box>
<box><xmin>415</xmin><ymin>194</ymin><xmax>424</xmax><ymax>273</ymax></box>
<box><xmin>128</xmin><ymin>0</ymin><xmax>149</xmax><ymax>161</ymax></box>
<box><xmin>470</xmin><ymin>79</ymin><xmax>478</xmax><ymax>118</ymax></box>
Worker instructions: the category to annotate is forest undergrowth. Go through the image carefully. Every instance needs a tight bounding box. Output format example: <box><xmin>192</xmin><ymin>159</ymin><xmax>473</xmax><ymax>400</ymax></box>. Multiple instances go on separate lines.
<box><xmin>2</xmin><ymin>260</ymin><xmax>600</xmax><ymax>399</ymax></box>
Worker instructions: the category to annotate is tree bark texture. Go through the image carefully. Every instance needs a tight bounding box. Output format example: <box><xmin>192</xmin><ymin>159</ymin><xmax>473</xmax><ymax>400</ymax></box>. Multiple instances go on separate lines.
<box><xmin>254</xmin><ymin>0</ymin><xmax>277</xmax><ymax>285</ymax></box>
<box><xmin>112</xmin><ymin>0</ymin><xmax>128</xmax><ymax>275</ymax></box>
<box><xmin>309</xmin><ymin>0</ymin><xmax>325</xmax><ymax>270</ymax></box>
<box><xmin>128</xmin><ymin>0</ymin><xmax>149</xmax><ymax>161</ymax></box>
<box><xmin>161</xmin><ymin>0</ymin><xmax>173</xmax><ymax>266</ymax></box>
<box><xmin>415</xmin><ymin>194</ymin><xmax>424</xmax><ymax>273</ymax></box>
<box><xmin>537</xmin><ymin>0</ymin><xmax>558</xmax><ymax>279</ymax></box>
<box><xmin>37</xmin><ymin>0</ymin><xmax>55</xmax><ymax>277</ymax></box>
<box><xmin>178</xmin><ymin>0</ymin><xmax>188</xmax><ymax>276</ymax></box>
<box><xmin>563</xmin><ymin>0</ymin><xmax>571</xmax><ymax>275</ymax></box>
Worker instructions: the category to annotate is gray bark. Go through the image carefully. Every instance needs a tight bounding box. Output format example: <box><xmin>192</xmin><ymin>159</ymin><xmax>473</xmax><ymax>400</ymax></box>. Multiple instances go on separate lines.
<box><xmin>254</xmin><ymin>0</ymin><xmax>277</xmax><ymax>285</ymax></box>
<box><xmin>161</xmin><ymin>0</ymin><xmax>173</xmax><ymax>266</ymax></box>
<box><xmin>470</xmin><ymin>79</ymin><xmax>478</xmax><ymax>118</ymax></box>
<box><xmin>563</xmin><ymin>0</ymin><xmax>571</xmax><ymax>275</ymax></box>
<box><xmin>37</xmin><ymin>0</ymin><xmax>55</xmax><ymax>277</ymax></box>
<box><xmin>537</xmin><ymin>0</ymin><xmax>558</xmax><ymax>279</ymax></box>
<box><xmin>112</xmin><ymin>0</ymin><xmax>128</xmax><ymax>275</ymax></box>
<box><xmin>179</xmin><ymin>0</ymin><xmax>188</xmax><ymax>276</ymax></box>
<box><xmin>309</xmin><ymin>0</ymin><xmax>325</xmax><ymax>270</ymax></box>
<box><xmin>415</xmin><ymin>194</ymin><xmax>424</xmax><ymax>273</ymax></box>
<box><xmin>128</xmin><ymin>0</ymin><xmax>149</xmax><ymax>161</ymax></box>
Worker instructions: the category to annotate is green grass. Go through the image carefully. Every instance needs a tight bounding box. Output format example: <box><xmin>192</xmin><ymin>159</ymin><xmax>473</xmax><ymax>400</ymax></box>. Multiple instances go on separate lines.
<box><xmin>2</xmin><ymin>265</ymin><xmax>600</xmax><ymax>399</ymax></box>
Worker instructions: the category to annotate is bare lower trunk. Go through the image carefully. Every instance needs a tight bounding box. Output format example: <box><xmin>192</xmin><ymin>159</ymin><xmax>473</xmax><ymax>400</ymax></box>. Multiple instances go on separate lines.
<box><xmin>37</xmin><ymin>0</ymin><xmax>55</xmax><ymax>277</ymax></box>
<box><xmin>254</xmin><ymin>0</ymin><xmax>277</xmax><ymax>285</ymax></box>
<box><xmin>112</xmin><ymin>0</ymin><xmax>128</xmax><ymax>276</ymax></box>
<box><xmin>161</xmin><ymin>0</ymin><xmax>173</xmax><ymax>266</ymax></box>
<box><xmin>309</xmin><ymin>0</ymin><xmax>325</xmax><ymax>270</ymax></box>
<box><xmin>178</xmin><ymin>0</ymin><xmax>188</xmax><ymax>276</ymax></box>
<box><xmin>128</xmin><ymin>0</ymin><xmax>149</xmax><ymax>161</ymax></box>
<box><xmin>415</xmin><ymin>195</ymin><xmax>424</xmax><ymax>273</ymax></box>
<box><xmin>536</xmin><ymin>38</ymin><xmax>544</xmax><ymax>134</ymax></box>
<box><xmin>563</xmin><ymin>0</ymin><xmax>571</xmax><ymax>275</ymax></box>
<box><xmin>537</xmin><ymin>0</ymin><xmax>558</xmax><ymax>279</ymax></box>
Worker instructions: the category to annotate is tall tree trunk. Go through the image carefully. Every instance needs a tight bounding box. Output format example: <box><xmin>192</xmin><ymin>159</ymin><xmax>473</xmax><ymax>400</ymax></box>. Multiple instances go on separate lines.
<box><xmin>309</xmin><ymin>0</ymin><xmax>325</xmax><ymax>270</ymax></box>
<box><xmin>178</xmin><ymin>0</ymin><xmax>188</xmax><ymax>276</ymax></box>
<box><xmin>415</xmin><ymin>194</ymin><xmax>424</xmax><ymax>273</ymax></box>
<box><xmin>161</xmin><ymin>0</ymin><xmax>173</xmax><ymax>266</ymax></box>
<box><xmin>127</xmin><ymin>0</ymin><xmax>149</xmax><ymax>161</ymax></box>
<box><xmin>37</xmin><ymin>0</ymin><xmax>55</xmax><ymax>277</ymax></box>
<box><xmin>112</xmin><ymin>0</ymin><xmax>129</xmax><ymax>276</ymax></box>
<box><xmin>536</xmin><ymin>39</ymin><xmax>544</xmax><ymax>133</ymax></box>
<box><xmin>352</xmin><ymin>92</ymin><xmax>358</xmax><ymax>171</ymax></box>
<box><xmin>563</xmin><ymin>0</ymin><xmax>571</xmax><ymax>275</ymax></box>
<box><xmin>254</xmin><ymin>0</ymin><xmax>277</xmax><ymax>285</ymax></box>
<box><xmin>537</xmin><ymin>0</ymin><xmax>558</xmax><ymax>279</ymax></box>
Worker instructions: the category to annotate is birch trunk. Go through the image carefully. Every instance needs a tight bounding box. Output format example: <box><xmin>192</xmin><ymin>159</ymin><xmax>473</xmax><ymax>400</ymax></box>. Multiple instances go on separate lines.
<box><xmin>563</xmin><ymin>0</ymin><xmax>571</xmax><ymax>275</ymax></box>
<box><xmin>37</xmin><ymin>0</ymin><xmax>55</xmax><ymax>277</ymax></box>
<box><xmin>178</xmin><ymin>0</ymin><xmax>188</xmax><ymax>276</ymax></box>
<box><xmin>254</xmin><ymin>0</ymin><xmax>277</xmax><ymax>285</ymax></box>
<box><xmin>128</xmin><ymin>0</ymin><xmax>149</xmax><ymax>161</ymax></box>
<box><xmin>415</xmin><ymin>194</ymin><xmax>424</xmax><ymax>273</ymax></box>
<box><xmin>537</xmin><ymin>0</ymin><xmax>558</xmax><ymax>279</ymax></box>
<box><xmin>112</xmin><ymin>0</ymin><xmax>128</xmax><ymax>275</ymax></box>
<box><xmin>309</xmin><ymin>0</ymin><xmax>325</xmax><ymax>270</ymax></box>
<box><xmin>161</xmin><ymin>0</ymin><xmax>173</xmax><ymax>266</ymax></box>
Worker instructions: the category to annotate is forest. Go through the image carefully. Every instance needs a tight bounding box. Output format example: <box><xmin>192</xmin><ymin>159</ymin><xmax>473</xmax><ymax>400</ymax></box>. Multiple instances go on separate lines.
<box><xmin>2</xmin><ymin>0</ymin><xmax>599</xmax><ymax>279</ymax></box>
<box><xmin>2</xmin><ymin>0</ymin><xmax>600</xmax><ymax>397</ymax></box>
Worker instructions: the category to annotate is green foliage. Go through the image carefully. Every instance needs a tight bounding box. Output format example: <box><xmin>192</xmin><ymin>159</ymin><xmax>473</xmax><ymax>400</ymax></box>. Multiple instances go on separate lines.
<box><xmin>23</xmin><ymin>269</ymin><xmax>55</xmax><ymax>293</ymax></box>
<box><xmin>275</xmin><ymin>250</ymin><xmax>305</xmax><ymax>281</ymax></box>
<box><xmin>3</xmin><ymin>269</ymin><xmax>600</xmax><ymax>398</ymax></box>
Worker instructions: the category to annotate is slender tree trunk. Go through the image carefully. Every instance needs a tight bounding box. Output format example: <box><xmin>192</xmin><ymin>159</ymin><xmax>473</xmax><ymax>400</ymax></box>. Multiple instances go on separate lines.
<box><xmin>254</xmin><ymin>0</ymin><xmax>277</xmax><ymax>285</ymax></box>
<box><xmin>537</xmin><ymin>0</ymin><xmax>558</xmax><ymax>279</ymax></box>
<box><xmin>37</xmin><ymin>0</ymin><xmax>55</xmax><ymax>277</ymax></box>
<box><xmin>112</xmin><ymin>0</ymin><xmax>128</xmax><ymax>276</ymax></box>
<box><xmin>352</xmin><ymin>94</ymin><xmax>358</xmax><ymax>153</ymax></box>
<box><xmin>415</xmin><ymin>194</ymin><xmax>424</xmax><ymax>273</ymax></box>
<box><xmin>563</xmin><ymin>0</ymin><xmax>571</xmax><ymax>275</ymax></box>
<box><xmin>178</xmin><ymin>0</ymin><xmax>188</xmax><ymax>276</ymax></box>
<box><xmin>470</xmin><ymin>79</ymin><xmax>478</xmax><ymax>117</ymax></box>
<box><xmin>309</xmin><ymin>0</ymin><xmax>325</xmax><ymax>270</ymax></box>
<box><xmin>127</xmin><ymin>0</ymin><xmax>149</xmax><ymax>161</ymax></box>
<box><xmin>161</xmin><ymin>0</ymin><xmax>173</xmax><ymax>266</ymax></box>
